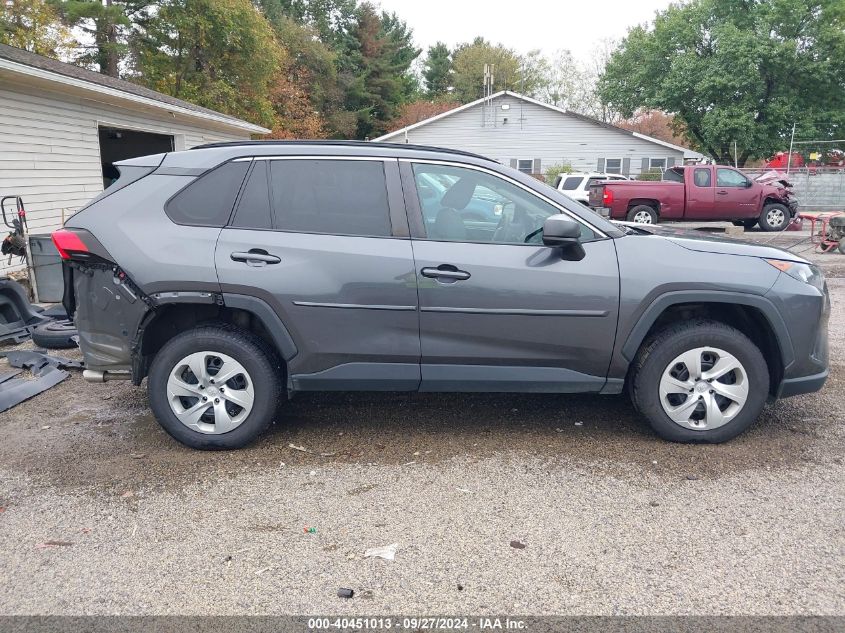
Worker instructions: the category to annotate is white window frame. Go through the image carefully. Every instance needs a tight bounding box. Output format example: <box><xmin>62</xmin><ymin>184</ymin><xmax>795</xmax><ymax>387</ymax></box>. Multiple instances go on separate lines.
<box><xmin>517</xmin><ymin>159</ymin><xmax>534</xmax><ymax>174</ymax></box>
<box><xmin>604</xmin><ymin>158</ymin><xmax>623</xmax><ymax>174</ymax></box>
<box><xmin>649</xmin><ymin>158</ymin><xmax>667</xmax><ymax>170</ymax></box>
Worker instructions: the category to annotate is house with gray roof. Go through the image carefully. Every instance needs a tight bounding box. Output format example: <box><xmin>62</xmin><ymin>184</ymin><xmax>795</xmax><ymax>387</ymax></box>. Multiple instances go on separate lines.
<box><xmin>375</xmin><ymin>91</ymin><xmax>703</xmax><ymax>179</ymax></box>
<box><xmin>0</xmin><ymin>43</ymin><xmax>269</xmax><ymax>275</ymax></box>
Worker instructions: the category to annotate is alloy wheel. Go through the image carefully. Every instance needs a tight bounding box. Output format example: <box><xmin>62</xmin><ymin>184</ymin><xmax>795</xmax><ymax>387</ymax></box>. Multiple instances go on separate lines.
<box><xmin>632</xmin><ymin>210</ymin><xmax>654</xmax><ymax>223</ymax></box>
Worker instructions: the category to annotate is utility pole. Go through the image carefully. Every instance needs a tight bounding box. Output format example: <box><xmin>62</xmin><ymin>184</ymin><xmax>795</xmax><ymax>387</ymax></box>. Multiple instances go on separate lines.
<box><xmin>786</xmin><ymin>122</ymin><xmax>796</xmax><ymax>175</ymax></box>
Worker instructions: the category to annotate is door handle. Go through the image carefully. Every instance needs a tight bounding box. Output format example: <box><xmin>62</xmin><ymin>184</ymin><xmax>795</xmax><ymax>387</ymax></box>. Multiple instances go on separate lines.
<box><xmin>230</xmin><ymin>250</ymin><xmax>281</xmax><ymax>266</ymax></box>
<box><xmin>716</xmin><ymin>190</ymin><xmax>728</xmax><ymax>195</ymax></box>
<box><xmin>421</xmin><ymin>265</ymin><xmax>471</xmax><ymax>281</ymax></box>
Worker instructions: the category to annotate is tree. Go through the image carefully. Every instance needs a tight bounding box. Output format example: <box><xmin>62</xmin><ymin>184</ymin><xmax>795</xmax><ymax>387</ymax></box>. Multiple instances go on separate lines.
<box><xmin>423</xmin><ymin>41</ymin><xmax>452</xmax><ymax>98</ymax></box>
<box><xmin>386</xmin><ymin>99</ymin><xmax>459</xmax><ymax>132</ymax></box>
<box><xmin>340</xmin><ymin>2</ymin><xmax>420</xmax><ymax>138</ymax></box>
<box><xmin>51</xmin><ymin>0</ymin><xmax>153</xmax><ymax>76</ymax></box>
<box><xmin>1</xmin><ymin>0</ymin><xmax>73</xmax><ymax>56</ymax></box>
<box><xmin>257</xmin><ymin>0</ymin><xmax>356</xmax><ymax>51</ymax></box>
<box><xmin>617</xmin><ymin>110</ymin><xmax>687</xmax><ymax>146</ymax></box>
<box><xmin>451</xmin><ymin>37</ymin><xmax>522</xmax><ymax>102</ymax></box>
<box><xmin>598</xmin><ymin>0</ymin><xmax>845</xmax><ymax>166</ymax></box>
<box><xmin>135</xmin><ymin>0</ymin><xmax>281</xmax><ymax>127</ymax></box>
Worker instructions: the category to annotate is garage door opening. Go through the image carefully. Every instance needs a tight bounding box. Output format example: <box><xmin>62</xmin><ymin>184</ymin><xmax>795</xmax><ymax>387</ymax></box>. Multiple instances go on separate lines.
<box><xmin>98</xmin><ymin>126</ymin><xmax>174</xmax><ymax>189</ymax></box>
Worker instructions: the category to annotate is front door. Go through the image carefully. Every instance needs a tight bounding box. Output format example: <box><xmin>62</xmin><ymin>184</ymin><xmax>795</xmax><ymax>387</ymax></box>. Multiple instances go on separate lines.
<box><xmin>713</xmin><ymin>167</ymin><xmax>759</xmax><ymax>219</ymax></box>
<box><xmin>215</xmin><ymin>157</ymin><xmax>421</xmax><ymax>390</ymax></box>
<box><xmin>402</xmin><ymin>161</ymin><xmax>620</xmax><ymax>392</ymax></box>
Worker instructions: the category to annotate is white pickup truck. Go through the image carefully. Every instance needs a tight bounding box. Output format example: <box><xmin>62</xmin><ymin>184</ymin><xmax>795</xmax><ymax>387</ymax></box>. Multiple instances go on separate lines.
<box><xmin>553</xmin><ymin>172</ymin><xmax>629</xmax><ymax>205</ymax></box>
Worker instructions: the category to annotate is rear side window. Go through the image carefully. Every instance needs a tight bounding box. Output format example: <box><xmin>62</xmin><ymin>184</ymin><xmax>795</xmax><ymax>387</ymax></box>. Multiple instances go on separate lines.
<box><xmin>560</xmin><ymin>176</ymin><xmax>582</xmax><ymax>191</ymax></box>
<box><xmin>269</xmin><ymin>159</ymin><xmax>391</xmax><ymax>237</ymax></box>
<box><xmin>166</xmin><ymin>161</ymin><xmax>249</xmax><ymax>227</ymax></box>
<box><xmin>694</xmin><ymin>168</ymin><xmax>712</xmax><ymax>187</ymax></box>
<box><xmin>231</xmin><ymin>161</ymin><xmax>272</xmax><ymax>229</ymax></box>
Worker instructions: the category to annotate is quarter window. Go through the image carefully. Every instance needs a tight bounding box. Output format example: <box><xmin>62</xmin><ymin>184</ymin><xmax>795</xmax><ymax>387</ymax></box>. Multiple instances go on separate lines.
<box><xmin>412</xmin><ymin>163</ymin><xmax>595</xmax><ymax>245</ymax></box>
<box><xmin>559</xmin><ymin>176</ymin><xmax>583</xmax><ymax>191</ymax></box>
<box><xmin>268</xmin><ymin>160</ymin><xmax>391</xmax><ymax>237</ymax></box>
<box><xmin>166</xmin><ymin>160</ymin><xmax>249</xmax><ymax>227</ymax></box>
<box><xmin>605</xmin><ymin>159</ymin><xmax>622</xmax><ymax>174</ymax></box>
<box><xmin>717</xmin><ymin>168</ymin><xmax>749</xmax><ymax>188</ymax></box>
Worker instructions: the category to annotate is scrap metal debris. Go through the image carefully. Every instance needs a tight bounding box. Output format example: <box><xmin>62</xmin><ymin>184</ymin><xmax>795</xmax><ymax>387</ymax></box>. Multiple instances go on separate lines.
<box><xmin>0</xmin><ymin>350</ymin><xmax>83</xmax><ymax>413</ymax></box>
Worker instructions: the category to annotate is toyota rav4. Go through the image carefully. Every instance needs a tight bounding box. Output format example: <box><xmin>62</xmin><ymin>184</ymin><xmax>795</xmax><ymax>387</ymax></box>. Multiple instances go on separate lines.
<box><xmin>53</xmin><ymin>141</ymin><xmax>830</xmax><ymax>449</ymax></box>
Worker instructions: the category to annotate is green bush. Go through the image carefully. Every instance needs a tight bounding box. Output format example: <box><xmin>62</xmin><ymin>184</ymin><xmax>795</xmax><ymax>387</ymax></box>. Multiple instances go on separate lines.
<box><xmin>545</xmin><ymin>163</ymin><xmax>574</xmax><ymax>185</ymax></box>
<box><xmin>638</xmin><ymin>167</ymin><xmax>664</xmax><ymax>181</ymax></box>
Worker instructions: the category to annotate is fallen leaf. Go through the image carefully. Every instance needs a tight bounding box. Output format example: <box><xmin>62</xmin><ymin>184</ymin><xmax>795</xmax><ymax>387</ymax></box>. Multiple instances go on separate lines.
<box><xmin>510</xmin><ymin>540</ymin><xmax>526</xmax><ymax>550</ymax></box>
<box><xmin>121</xmin><ymin>490</ymin><xmax>134</xmax><ymax>498</ymax></box>
<box><xmin>288</xmin><ymin>443</ymin><xmax>309</xmax><ymax>453</ymax></box>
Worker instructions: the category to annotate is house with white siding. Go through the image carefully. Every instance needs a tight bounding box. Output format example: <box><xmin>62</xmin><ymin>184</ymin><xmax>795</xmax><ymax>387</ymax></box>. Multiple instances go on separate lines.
<box><xmin>0</xmin><ymin>43</ymin><xmax>269</xmax><ymax>274</ymax></box>
<box><xmin>374</xmin><ymin>91</ymin><xmax>703</xmax><ymax>178</ymax></box>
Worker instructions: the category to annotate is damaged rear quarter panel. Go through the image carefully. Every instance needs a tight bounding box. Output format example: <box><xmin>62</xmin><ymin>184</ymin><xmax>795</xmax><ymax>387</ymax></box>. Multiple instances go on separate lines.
<box><xmin>72</xmin><ymin>263</ymin><xmax>152</xmax><ymax>372</ymax></box>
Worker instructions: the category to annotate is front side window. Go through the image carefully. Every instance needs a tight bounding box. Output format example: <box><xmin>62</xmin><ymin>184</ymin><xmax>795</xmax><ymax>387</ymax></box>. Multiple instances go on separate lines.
<box><xmin>605</xmin><ymin>159</ymin><xmax>622</xmax><ymax>174</ymax></box>
<box><xmin>166</xmin><ymin>160</ymin><xmax>249</xmax><ymax>227</ymax></box>
<box><xmin>716</xmin><ymin>168</ymin><xmax>749</xmax><ymax>188</ymax></box>
<box><xmin>412</xmin><ymin>163</ymin><xmax>595</xmax><ymax>245</ymax></box>
<box><xmin>269</xmin><ymin>159</ymin><xmax>391</xmax><ymax>237</ymax></box>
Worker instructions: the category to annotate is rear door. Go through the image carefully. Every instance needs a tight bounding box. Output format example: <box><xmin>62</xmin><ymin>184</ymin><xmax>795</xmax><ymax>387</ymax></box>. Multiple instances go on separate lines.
<box><xmin>215</xmin><ymin>157</ymin><xmax>421</xmax><ymax>390</ymax></box>
<box><xmin>402</xmin><ymin>160</ymin><xmax>620</xmax><ymax>393</ymax></box>
<box><xmin>684</xmin><ymin>166</ymin><xmax>716</xmax><ymax>218</ymax></box>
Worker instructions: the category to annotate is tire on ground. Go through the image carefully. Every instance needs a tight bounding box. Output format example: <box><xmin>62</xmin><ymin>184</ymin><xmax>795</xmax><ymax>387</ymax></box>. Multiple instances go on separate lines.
<box><xmin>147</xmin><ymin>324</ymin><xmax>283</xmax><ymax>450</ymax></box>
<box><xmin>758</xmin><ymin>203</ymin><xmax>790</xmax><ymax>232</ymax></box>
<box><xmin>630</xmin><ymin>319</ymin><xmax>770</xmax><ymax>443</ymax></box>
<box><xmin>31</xmin><ymin>319</ymin><xmax>78</xmax><ymax>349</ymax></box>
<box><xmin>626</xmin><ymin>205</ymin><xmax>658</xmax><ymax>224</ymax></box>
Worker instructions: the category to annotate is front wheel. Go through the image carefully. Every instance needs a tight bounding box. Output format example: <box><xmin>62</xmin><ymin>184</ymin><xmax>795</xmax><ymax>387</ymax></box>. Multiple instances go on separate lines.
<box><xmin>627</xmin><ymin>205</ymin><xmax>658</xmax><ymax>224</ymax></box>
<box><xmin>630</xmin><ymin>320</ymin><xmax>769</xmax><ymax>443</ymax></box>
<box><xmin>147</xmin><ymin>325</ymin><xmax>282</xmax><ymax>450</ymax></box>
<box><xmin>759</xmin><ymin>203</ymin><xmax>790</xmax><ymax>231</ymax></box>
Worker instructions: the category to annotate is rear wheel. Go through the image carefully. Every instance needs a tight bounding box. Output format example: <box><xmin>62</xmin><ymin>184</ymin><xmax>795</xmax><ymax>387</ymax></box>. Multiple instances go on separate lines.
<box><xmin>626</xmin><ymin>205</ymin><xmax>658</xmax><ymax>224</ymax></box>
<box><xmin>758</xmin><ymin>203</ymin><xmax>790</xmax><ymax>231</ymax></box>
<box><xmin>147</xmin><ymin>325</ymin><xmax>282</xmax><ymax>450</ymax></box>
<box><xmin>630</xmin><ymin>320</ymin><xmax>769</xmax><ymax>443</ymax></box>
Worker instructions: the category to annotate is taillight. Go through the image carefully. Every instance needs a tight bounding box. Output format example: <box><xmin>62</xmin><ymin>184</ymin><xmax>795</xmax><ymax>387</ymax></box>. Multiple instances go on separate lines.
<box><xmin>52</xmin><ymin>229</ymin><xmax>89</xmax><ymax>260</ymax></box>
<box><xmin>603</xmin><ymin>188</ymin><xmax>614</xmax><ymax>205</ymax></box>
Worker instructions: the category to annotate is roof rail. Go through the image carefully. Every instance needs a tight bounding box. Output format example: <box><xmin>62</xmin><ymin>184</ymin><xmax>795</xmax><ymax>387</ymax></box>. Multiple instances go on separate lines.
<box><xmin>190</xmin><ymin>139</ymin><xmax>496</xmax><ymax>163</ymax></box>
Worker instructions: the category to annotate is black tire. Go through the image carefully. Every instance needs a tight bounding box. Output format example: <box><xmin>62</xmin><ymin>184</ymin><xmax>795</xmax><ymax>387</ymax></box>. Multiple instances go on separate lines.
<box><xmin>732</xmin><ymin>219</ymin><xmax>758</xmax><ymax>229</ymax></box>
<box><xmin>626</xmin><ymin>205</ymin><xmax>658</xmax><ymax>224</ymax></box>
<box><xmin>31</xmin><ymin>319</ymin><xmax>78</xmax><ymax>349</ymax></box>
<box><xmin>758</xmin><ymin>203</ymin><xmax>790</xmax><ymax>232</ymax></box>
<box><xmin>147</xmin><ymin>324</ymin><xmax>283</xmax><ymax>450</ymax></box>
<box><xmin>630</xmin><ymin>319</ymin><xmax>769</xmax><ymax>443</ymax></box>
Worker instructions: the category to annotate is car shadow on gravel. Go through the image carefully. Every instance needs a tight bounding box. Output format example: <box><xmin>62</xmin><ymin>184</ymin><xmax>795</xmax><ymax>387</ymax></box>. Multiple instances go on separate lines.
<box><xmin>1</xmin><ymin>371</ymin><xmax>839</xmax><ymax>495</ymax></box>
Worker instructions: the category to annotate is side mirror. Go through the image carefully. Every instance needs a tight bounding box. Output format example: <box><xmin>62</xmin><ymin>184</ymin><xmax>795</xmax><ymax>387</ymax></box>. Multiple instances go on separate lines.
<box><xmin>542</xmin><ymin>215</ymin><xmax>581</xmax><ymax>247</ymax></box>
<box><xmin>744</xmin><ymin>179</ymin><xmax>753</xmax><ymax>188</ymax></box>
<box><xmin>542</xmin><ymin>215</ymin><xmax>586</xmax><ymax>261</ymax></box>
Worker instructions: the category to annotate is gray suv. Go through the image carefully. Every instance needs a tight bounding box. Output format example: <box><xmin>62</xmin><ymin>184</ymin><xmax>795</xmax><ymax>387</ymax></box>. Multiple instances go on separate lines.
<box><xmin>53</xmin><ymin>141</ymin><xmax>830</xmax><ymax>449</ymax></box>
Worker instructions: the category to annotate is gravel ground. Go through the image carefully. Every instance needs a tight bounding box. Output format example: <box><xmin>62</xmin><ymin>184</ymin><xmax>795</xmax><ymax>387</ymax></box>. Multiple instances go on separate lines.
<box><xmin>0</xmin><ymin>230</ymin><xmax>842</xmax><ymax>616</ymax></box>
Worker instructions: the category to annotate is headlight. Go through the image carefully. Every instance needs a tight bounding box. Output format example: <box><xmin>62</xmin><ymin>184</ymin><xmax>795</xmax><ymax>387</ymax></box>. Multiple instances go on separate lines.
<box><xmin>766</xmin><ymin>259</ymin><xmax>825</xmax><ymax>291</ymax></box>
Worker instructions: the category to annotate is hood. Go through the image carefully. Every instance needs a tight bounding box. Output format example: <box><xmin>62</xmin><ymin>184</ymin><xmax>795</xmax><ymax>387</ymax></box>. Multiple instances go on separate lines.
<box><xmin>755</xmin><ymin>170</ymin><xmax>793</xmax><ymax>188</ymax></box>
<box><xmin>613</xmin><ymin>222</ymin><xmax>811</xmax><ymax>264</ymax></box>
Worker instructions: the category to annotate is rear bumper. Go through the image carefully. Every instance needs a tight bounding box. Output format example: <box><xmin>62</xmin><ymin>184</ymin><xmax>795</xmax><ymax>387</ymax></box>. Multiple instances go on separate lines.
<box><xmin>776</xmin><ymin>369</ymin><xmax>828</xmax><ymax>398</ymax></box>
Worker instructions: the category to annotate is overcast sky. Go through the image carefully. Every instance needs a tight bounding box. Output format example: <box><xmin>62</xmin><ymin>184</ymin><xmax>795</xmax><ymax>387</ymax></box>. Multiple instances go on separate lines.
<box><xmin>373</xmin><ymin>0</ymin><xmax>672</xmax><ymax>62</ymax></box>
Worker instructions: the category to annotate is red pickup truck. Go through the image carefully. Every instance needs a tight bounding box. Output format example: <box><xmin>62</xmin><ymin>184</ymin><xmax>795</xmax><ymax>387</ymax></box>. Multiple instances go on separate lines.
<box><xmin>587</xmin><ymin>165</ymin><xmax>798</xmax><ymax>231</ymax></box>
